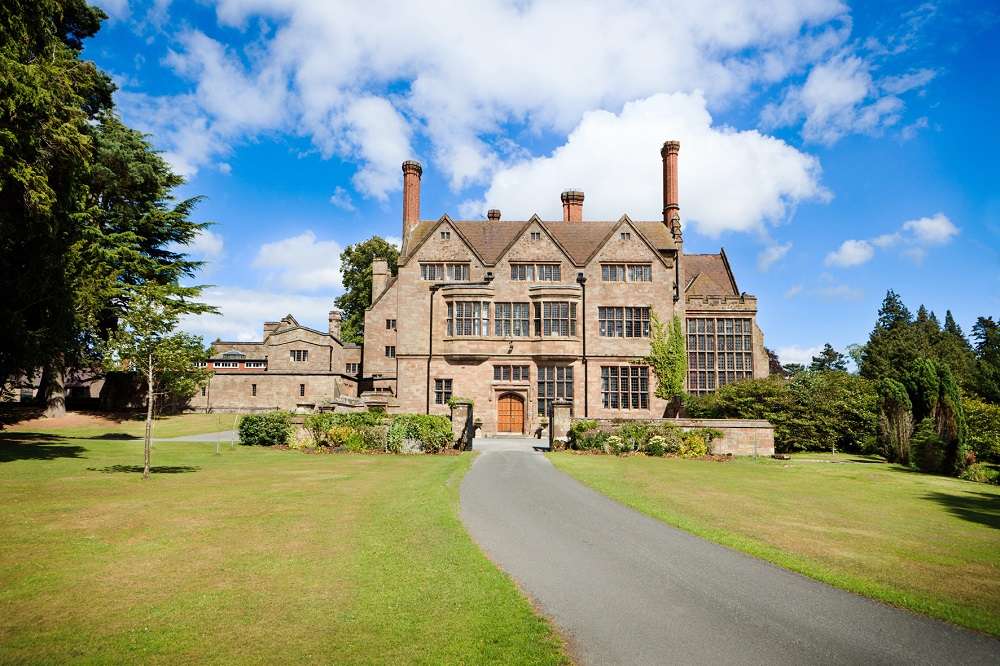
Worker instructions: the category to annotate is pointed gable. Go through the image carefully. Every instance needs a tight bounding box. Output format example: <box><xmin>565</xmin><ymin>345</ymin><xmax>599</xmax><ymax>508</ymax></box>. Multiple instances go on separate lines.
<box><xmin>684</xmin><ymin>253</ymin><xmax>739</xmax><ymax>296</ymax></box>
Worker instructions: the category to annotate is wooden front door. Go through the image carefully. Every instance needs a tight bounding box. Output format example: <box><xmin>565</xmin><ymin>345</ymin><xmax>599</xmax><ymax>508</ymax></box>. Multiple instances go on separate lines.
<box><xmin>497</xmin><ymin>394</ymin><xmax>525</xmax><ymax>434</ymax></box>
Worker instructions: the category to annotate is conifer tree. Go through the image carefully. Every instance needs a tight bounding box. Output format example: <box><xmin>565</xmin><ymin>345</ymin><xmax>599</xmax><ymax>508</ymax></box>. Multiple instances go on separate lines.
<box><xmin>809</xmin><ymin>343</ymin><xmax>848</xmax><ymax>372</ymax></box>
<box><xmin>972</xmin><ymin>317</ymin><xmax>1000</xmax><ymax>403</ymax></box>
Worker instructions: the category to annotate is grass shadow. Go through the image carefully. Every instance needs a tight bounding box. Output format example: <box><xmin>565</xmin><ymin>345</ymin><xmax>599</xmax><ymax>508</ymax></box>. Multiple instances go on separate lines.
<box><xmin>87</xmin><ymin>464</ymin><xmax>200</xmax><ymax>474</ymax></box>
<box><xmin>85</xmin><ymin>433</ymin><xmax>141</xmax><ymax>440</ymax></box>
<box><xmin>0</xmin><ymin>434</ymin><xmax>86</xmax><ymax>462</ymax></box>
<box><xmin>923</xmin><ymin>490</ymin><xmax>1000</xmax><ymax>529</ymax></box>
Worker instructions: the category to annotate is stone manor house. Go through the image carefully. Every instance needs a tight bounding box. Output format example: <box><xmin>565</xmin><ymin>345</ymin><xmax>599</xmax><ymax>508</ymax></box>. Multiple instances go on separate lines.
<box><xmin>191</xmin><ymin>141</ymin><xmax>769</xmax><ymax>434</ymax></box>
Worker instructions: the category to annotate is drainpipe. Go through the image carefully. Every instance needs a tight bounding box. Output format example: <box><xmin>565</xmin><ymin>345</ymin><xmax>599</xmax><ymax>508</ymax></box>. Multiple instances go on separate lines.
<box><xmin>426</xmin><ymin>272</ymin><xmax>495</xmax><ymax>414</ymax></box>
<box><xmin>576</xmin><ymin>272</ymin><xmax>588</xmax><ymax>417</ymax></box>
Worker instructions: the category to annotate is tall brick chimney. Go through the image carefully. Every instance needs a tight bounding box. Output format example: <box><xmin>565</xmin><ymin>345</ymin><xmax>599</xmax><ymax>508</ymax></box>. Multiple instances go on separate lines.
<box><xmin>328</xmin><ymin>310</ymin><xmax>342</xmax><ymax>339</ymax></box>
<box><xmin>560</xmin><ymin>190</ymin><xmax>584</xmax><ymax>222</ymax></box>
<box><xmin>401</xmin><ymin>160</ymin><xmax>422</xmax><ymax>251</ymax></box>
<box><xmin>371</xmin><ymin>259</ymin><xmax>389</xmax><ymax>305</ymax></box>
<box><xmin>661</xmin><ymin>140</ymin><xmax>680</xmax><ymax>230</ymax></box>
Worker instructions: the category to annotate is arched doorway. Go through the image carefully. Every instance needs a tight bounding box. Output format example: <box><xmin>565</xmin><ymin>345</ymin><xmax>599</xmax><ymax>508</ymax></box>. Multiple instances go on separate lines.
<box><xmin>497</xmin><ymin>393</ymin><xmax>525</xmax><ymax>434</ymax></box>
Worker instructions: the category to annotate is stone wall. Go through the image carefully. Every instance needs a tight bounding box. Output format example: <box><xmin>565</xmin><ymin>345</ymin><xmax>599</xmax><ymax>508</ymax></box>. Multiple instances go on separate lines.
<box><xmin>580</xmin><ymin>417</ymin><xmax>774</xmax><ymax>456</ymax></box>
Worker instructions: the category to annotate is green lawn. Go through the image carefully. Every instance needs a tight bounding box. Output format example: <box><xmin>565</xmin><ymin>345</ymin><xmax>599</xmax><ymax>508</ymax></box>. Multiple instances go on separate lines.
<box><xmin>550</xmin><ymin>452</ymin><xmax>1000</xmax><ymax>636</ymax></box>
<box><xmin>3</xmin><ymin>411</ymin><xmax>238</xmax><ymax>439</ymax></box>
<box><xmin>0</xmin><ymin>427</ymin><xmax>566</xmax><ymax>664</ymax></box>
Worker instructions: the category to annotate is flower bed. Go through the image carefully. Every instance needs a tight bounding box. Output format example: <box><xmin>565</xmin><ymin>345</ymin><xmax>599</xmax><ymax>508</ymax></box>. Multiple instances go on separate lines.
<box><xmin>566</xmin><ymin>419</ymin><xmax>724</xmax><ymax>458</ymax></box>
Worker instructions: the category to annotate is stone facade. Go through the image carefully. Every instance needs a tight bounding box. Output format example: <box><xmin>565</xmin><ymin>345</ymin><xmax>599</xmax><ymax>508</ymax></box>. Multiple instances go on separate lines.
<box><xmin>189</xmin><ymin>313</ymin><xmax>361</xmax><ymax>412</ymax></box>
<box><xmin>363</xmin><ymin>141</ymin><xmax>769</xmax><ymax>436</ymax></box>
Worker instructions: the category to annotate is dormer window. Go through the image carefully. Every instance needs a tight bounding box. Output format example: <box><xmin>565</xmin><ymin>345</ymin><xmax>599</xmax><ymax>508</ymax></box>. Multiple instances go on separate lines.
<box><xmin>221</xmin><ymin>350</ymin><xmax>246</xmax><ymax>359</ymax></box>
<box><xmin>440</xmin><ymin>231</ymin><xmax>451</xmax><ymax>240</ymax></box>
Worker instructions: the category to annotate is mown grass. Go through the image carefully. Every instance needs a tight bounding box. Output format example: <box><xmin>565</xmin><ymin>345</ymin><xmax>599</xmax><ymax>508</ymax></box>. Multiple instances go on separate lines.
<box><xmin>550</xmin><ymin>452</ymin><xmax>1000</xmax><ymax>636</ymax></box>
<box><xmin>4</xmin><ymin>411</ymin><xmax>237</xmax><ymax>439</ymax></box>
<box><xmin>0</xmin><ymin>428</ymin><xmax>566</xmax><ymax>664</ymax></box>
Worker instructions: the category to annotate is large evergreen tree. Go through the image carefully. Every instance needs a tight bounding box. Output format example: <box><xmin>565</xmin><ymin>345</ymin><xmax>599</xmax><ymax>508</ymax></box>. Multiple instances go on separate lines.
<box><xmin>860</xmin><ymin>290</ymin><xmax>919</xmax><ymax>383</ymax></box>
<box><xmin>935</xmin><ymin>310</ymin><xmax>975</xmax><ymax>391</ymax></box>
<box><xmin>972</xmin><ymin>317</ymin><xmax>1000</xmax><ymax>403</ymax></box>
<box><xmin>809</xmin><ymin>343</ymin><xmax>848</xmax><ymax>372</ymax></box>
<box><xmin>334</xmin><ymin>237</ymin><xmax>400</xmax><ymax>344</ymax></box>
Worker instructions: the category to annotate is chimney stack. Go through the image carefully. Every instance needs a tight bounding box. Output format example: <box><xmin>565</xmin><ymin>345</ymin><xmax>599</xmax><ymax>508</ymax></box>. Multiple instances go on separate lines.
<box><xmin>401</xmin><ymin>160</ymin><xmax>422</xmax><ymax>251</ymax></box>
<box><xmin>487</xmin><ymin>209</ymin><xmax>501</xmax><ymax>221</ymax></box>
<box><xmin>328</xmin><ymin>310</ymin><xmax>342</xmax><ymax>339</ymax></box>
<box><xmin>661</xmin><ymin>140</ymin><xmax>680</xmax><ymax>229</ymax></box>
<box><xmin>560</xmin><ymin>190</ymin><xmax>584</xmax><ymax>222</ymax></box>
<box><xmin>371</xmin><ymin>259</ymin><xmax>389</xmax><ymax>304</ymax></box>
<box><xmin>263</xmin><ymin>321</ymin><xmax>279</xmax><ymax>339</ymax></box>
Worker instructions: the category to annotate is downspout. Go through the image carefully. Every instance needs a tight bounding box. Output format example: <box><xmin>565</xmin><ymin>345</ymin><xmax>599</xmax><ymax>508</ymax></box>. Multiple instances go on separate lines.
<box><xmin>576</xmin><ymin>272</ymin><xmax>588</xmax><ymax>417</ymax></box>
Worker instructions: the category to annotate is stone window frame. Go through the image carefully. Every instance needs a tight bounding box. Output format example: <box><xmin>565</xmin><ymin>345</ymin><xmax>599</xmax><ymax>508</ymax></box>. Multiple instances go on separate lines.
<box><xmin>290</xmin><ymin>349</ymin><xmax>309</xmax><ymax>363</ymax></box>
<box><xmin>446</xmin><ymin>300</ymin><xmax>490</xmax><ymax>336</ymax></box>
<box><xmin>601</xmin><ymin>365</ymin><xmax>649</xmax><ymax>409</ymax></box>
<box><xmin>214</xmin><ymin>361</ymin><xmax>239</xmax><ymax>368</ymax></box>
<box><xmin>386</xmin><ymin>319</ymin><xmax>397</xmax><ymax>330</ymax></box>
<box><xmin>245</xmin><ymin>361</ymin><xmax>266</xmax><ymax>368</ymax></box>
<box><xmin>534</xmin><ymin>301</ymin><xmax>577</xmax><ymax>337</ymax></box>
<box><xmin>598</xmin><ymin>306</ymin><xmax>650</xmax><ymax>338</ymax></box>
<box><xmin>537</xmin><ymin>365</ymin><xmax>573</xmax><ymax>416</ymax></box>
<box><xmin>434</xmin><ymin>378</ymin><xmax>453</xmax><ymax>404</ymax></box>
<box><xmin>494</xmin><ymin>302</ymin><xmax>531</xmax><ymax>337</ymax></box>
<box><xmin>530</xmin><ymin>231</ymin><xmax>541</xmax><ymax>241</ymax></box>
<box><xmin>345</xmin><ymin>362</ymin><xmax>359</xmax><ymax>375</ymax></box>
<box><xmin>299</xmin><ymin>384</ymin><xmax>306</xmax><ymax>397</ymax></box>
<box><xmin>440</xmin><ymin>230</ymin><xmax>451</xmax><ymax>240</ymax></box>
<box><xmin>385</xmin><ymin>345</ymin><xmax>396</xmax><ymax>358</ymax></box>
<box><xmin>421</xmin><ymin>262</ymin><xmax>469</xmax><ymax>281</ymax></box>
<box><xmin>511</xmin><ymin>263</ymin><xmax>561</xmax><ymax>282</ymax></box>
<box><xmin>620</xmin><ymin>231</ymin><xmax>631</xmax><ymax>241</ymax></box>
<box><xmin>251</xmin><ymin>384</ymin><xmax>257</xmax><ymax>397</ymax></box>
<box><xmin>685</xmin><ymin>317</ymin><xmax>754</xmax><ymax>394</ymax></box>
<box><xmin>601</xmin><ymin>263</ymin><xmax>652</xmax><ymax>282</ymax></box>
<box><xmin>493</xmin><ymin>365</ymin><xmax>529</xmax><ymax>382</ymax></box>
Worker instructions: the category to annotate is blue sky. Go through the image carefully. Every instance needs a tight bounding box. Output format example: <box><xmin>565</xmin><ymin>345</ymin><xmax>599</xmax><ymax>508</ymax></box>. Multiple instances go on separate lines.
<box><xmin>85</xmin><ymin>0</ymin><xmax>999</xmax><ymax>365</ymax></box>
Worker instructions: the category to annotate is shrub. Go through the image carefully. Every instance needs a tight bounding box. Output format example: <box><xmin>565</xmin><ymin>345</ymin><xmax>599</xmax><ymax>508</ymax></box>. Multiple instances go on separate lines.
<box><xmin>644</xmin><ymin>435</ymin><xmax>666</xmax><ymax>457</ymax></box>
<box><xmin>964</xmin><ymin>398</ymin><xmax>1000</xmax><ymax>463</ymax></box>
<box><xmin>331</xmin><ymin>411</ymin><xmax>386</xmax><ymax>429</ymax></box>
<box><xmin>910</xmin><ymin>417</ymin><xmax>945</xmax><ymax>473</ymax></box>
<box><xmin>617</xmin><ymin>421</ymin><xmax>654</xmax><ymax>451</ymax></box>
<box><xmin>386</xmin><ymin>414</ymin><xmax>452</xmax><ymax>453</ymax></box>
<box><xmin>238</xmin><ymin>411</ymin><xmax>292</xmax><ymax>446</ymax></box>
<box><xmin>959</xmin><ymin>462</ymin><xmax>1000</xmax><ymax>485</ymax></box>
<box><xmin>328</xmin><ymin>425</ymin><xmax>354</xmax><ymax>448</ymax></box>
<box><xmin>680</xmin><ymin>432</ymin><xmax>709</xmax><ymax>458</ymax></box>
<box><xmin>303</xmin><ymin>412</ymin><xmax>336</xmax><ymax>446</ymax></box>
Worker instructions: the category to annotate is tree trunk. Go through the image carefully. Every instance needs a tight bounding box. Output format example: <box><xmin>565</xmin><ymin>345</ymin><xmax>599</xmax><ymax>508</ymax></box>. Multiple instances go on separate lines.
<box><xmin>41</xmin><ymin>356</ymin><xmax>66</xmax><ymax>419</ymax></box>
<box><xmin>144</xmin><ymin>354</ymin><xmax>154</xmax><ymax>480</ymax></box>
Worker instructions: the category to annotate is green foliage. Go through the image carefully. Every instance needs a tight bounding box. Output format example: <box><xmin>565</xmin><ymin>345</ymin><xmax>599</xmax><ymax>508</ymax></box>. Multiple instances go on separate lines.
<box><xmin>809</xmin><ymin>343</ymin><xmax>848</xmax><ymax>372</ymax></box>
<box><xmin>877</xmin><ymin>378</ymin><xmax>914</xmax><ymax>464</ymax></box>
<box><xmin>642</xmin><ymin>313</ymin><xmax>686</xmax><ymax>410</ymax></box>
<box><xmin>333</xmin><ymin>237</ymin><xmax>400</xmax><ymax>344</ymax></box>
<box><xmin>386</xmin><ymin>414</ymin><xmax>453</xmax><ymax>454</ymax></box>
<box><xmin>567</xmin><ymin>419</ymin><xmax>719</xmax><ymax>458</ymax></box>
<box><xmin>304</xmin><ymin>413</ymin><xmax>337</xmax><ymax>446</ymax></box>
<box><xmin>911</xmin><ymin>417</ymin><xmax>945</xmax><ymax>473</ymax></box>
<box><xmin>971</xmin><ymin>317</ymin><xmax>1000</xmax><ymax>403</ymax></box>
<box><xmin>959</xmin><ymin>463</ymin><xmax>1000</xmax><ymax>485</ymax></box>
<box><xmin>934</xmin><ymin>363</ymin><xmax>968</xmax><ymax>475</ymax></box>
<box><xmin>686</xmin><ymin>372</ymin><xmax>877</xmax><ymax>453</ymax></box>
<box><xmin>446</xmin><ymin>396</ymin><xmax>473</xmax><ymax>408</ymax></box>
<box><xmin>905</xmin><ymin>357</ymin><xmax>940</xmax><ymax>423</ymax></box>
<box><xmin>238</xmin><ymin>412</ymin><xmax>292</xmax><ymax>446</ymax></box>
<box><xmin>964</xmin><ymin>398</ymin><xmax>1000</xmax><ymax>463</ymax></box>
<box><xmin>330</xmin><ymin>411</ymin><xmax>387</xmax><ymax>429</ymax></box>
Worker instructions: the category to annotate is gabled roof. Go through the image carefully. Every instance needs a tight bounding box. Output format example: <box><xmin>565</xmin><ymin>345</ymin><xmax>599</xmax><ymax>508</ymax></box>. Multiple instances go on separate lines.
<box><xmin>684</xmin><ymin>250</ymin><xmax>740</xmax><ymax>296</ymax></box>
<box><xmin>401</xmin><ymin>218</ymin><xmax>678</xmax><ymax>266</ymax></box>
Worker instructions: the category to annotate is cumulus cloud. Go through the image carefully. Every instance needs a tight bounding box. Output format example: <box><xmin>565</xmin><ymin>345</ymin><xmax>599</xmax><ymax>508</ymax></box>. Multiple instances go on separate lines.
<box><xmin>328</xmin><ymin>186</ymin><xmax>356</xmax><ymax>211</ymax></box>
<box><xmin>253</xmin><ymin>231</ymin><xmax>343</xmax><ymax>291</ymax></box>
<box><xmin>784</xmin><ymin>284</ymin><xmax>803</xmax><ymax>299</ymax></box>
<box><xmin>459</xmin><ymin>93</ymin><xmax>828</xmax><ymax>235</ymax></box>
<box><xmin>826</xmin><ymin>212</ymin><xmax>958</xmax><ymax>267</ymax></box>
<box><xmin>775</xmin><ymin>344</ymin><xmax>823</xmax><ymax>366</ymax></box>
<box><xmin>757</xmin><ymin>242</ymin><xmax>793</xmax><ymax>271</ymax></box>
<box><xmin>180</xmin><ymin>287</ymin><xmax>334</xmax><ymax>342</ymax></box>
<box><xmin>131</xmin><ymin>0</ymin><xmax>852</xmax><ymax>192</ymax></box>
<box><xmin>188</xmin><ymin>229</ymin><xmax>224</xmax><ymax>260</ymax></box>
<box><xmin>825</xmin><ymin>239</ymin><xmax>875</xmax><ymax>267</ymax></box>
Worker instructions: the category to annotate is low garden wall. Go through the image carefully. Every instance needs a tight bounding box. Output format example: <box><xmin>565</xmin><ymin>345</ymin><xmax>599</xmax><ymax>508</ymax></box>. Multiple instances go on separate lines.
<box><xmin>552</xmin><ymin>405</ymin><xmax>774</xmax><ymax>456</ymax></box>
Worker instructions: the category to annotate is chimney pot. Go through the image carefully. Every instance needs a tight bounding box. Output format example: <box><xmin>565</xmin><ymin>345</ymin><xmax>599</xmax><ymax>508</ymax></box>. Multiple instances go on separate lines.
<box><xmin>560</xmin><ymin>190</ymin><xmax>585</xmax><ymax>222</ymax></box>
<box><xmin>401</xmin><ymin>160</ymin><xmax>423</xmax><ymax>253</ymax></box>
<box><xmin>328</xmin><ymin>310</ymin><xmax>342</xmax><ymax>338</ymax></box>
<box><xmin>487</xmin><ymin>209</ymin><xmax>501</xmax><ymax>221</ymax></box>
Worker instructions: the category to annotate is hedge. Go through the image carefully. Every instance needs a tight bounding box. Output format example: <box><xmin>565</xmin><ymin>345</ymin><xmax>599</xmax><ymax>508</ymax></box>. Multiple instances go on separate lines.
<box><xmin>238</xmin><ymin>411</ymin><xmax>293</xmax><ymax>446</ymax></box>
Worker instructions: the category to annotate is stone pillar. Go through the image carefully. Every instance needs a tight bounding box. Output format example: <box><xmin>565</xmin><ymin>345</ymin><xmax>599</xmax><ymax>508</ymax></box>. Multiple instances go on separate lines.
<box><xmin>549</xmin><ymin>399</ymin><xmax>572</xmax><ymax>449</ymax></box>
<box><xmin>450</xmin><ymin>399</ymin><xmax>473</xmax><ymax>450</ymax></box>
<box><xmin>371</xmin><ymin>259</ymin><xmax>389</xmax><ymax>304</ymax></box>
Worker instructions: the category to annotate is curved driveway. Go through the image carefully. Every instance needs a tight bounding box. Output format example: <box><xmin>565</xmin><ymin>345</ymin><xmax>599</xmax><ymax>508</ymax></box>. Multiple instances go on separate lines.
<box><xmin>459</xmin><ymin>438</ymin><xmax>1000</xmax><ymax>665</ymax></box>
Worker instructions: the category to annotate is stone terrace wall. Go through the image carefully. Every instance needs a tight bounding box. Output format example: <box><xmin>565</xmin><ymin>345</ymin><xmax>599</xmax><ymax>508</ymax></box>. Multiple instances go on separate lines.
<box><xmin>582</xmin><ymin>417</ymin><xmax>775</xmax><ymax>456</ymax></box>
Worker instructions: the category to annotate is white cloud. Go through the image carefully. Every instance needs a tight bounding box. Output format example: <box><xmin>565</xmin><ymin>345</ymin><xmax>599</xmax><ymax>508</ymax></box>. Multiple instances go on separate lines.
<box><xmin>328</xmin><ymin>186</ymin><xmax>356</xmax><ymax>211</ymax></box>
<box><xmin>217</xmin><ymin>162</ymin><xmax>232</xmax><ymax>174</ymax></box>
<box><xmin>826</xmin><ymin>212</ymin><xmax>958</xmax><ymax>267</ymax></box>
<box><xmin>180</xmin><ymin>287</ymin><xmax>333</xmax><ymax>342</ymax></box>
<box><xmin>762</xmin><ymin>53</ymin><xmax>913</xmax><ymax>144</ymax></box>
<box><xmin>899</xmin><ymin>116</ymin><xmax>929</xmax><ymax>141</ymax></box>
<box><xmin>253</xmin><ymin>231</ymin><xmax>343</xmax><ymax>291</ymax></box>
<box><xmin>784</xmin><ymin>284</ymin><xmax>803</xmax><ymax>298</ymax></box>
<box><xmin>775</xmin><ymin>344</ymin><xmax>823</xmax><ymax>366</ymax></box>
<box><xmin>98</xmin><ymin>0</ymin><xmax>130</xmax><ymax>20</ymax></box>
<box><xmin>757</xmin><ymin>242</ymin><xmax>793</xmax><ymax>271</ymax></box>
<box><xmin>188</xmin><ymin>229</ymin><xmax>224</xmax><ymax>259</ymax></box>
<box><xmin>384</xmin><ymin>236</ymin><xmax>402</xmax><ymax>250</ymax></box>
<box><xmin>135</xmin><ymin>0</ymin><xmax>850</xmax><ymax>193</ymax></box>
<box><xmin>825</xmin><ymin>239</ymin><xmax>874</xmax><ymax>267</ymax></box>
<box><xmin>902</xmin><ymin>212</ymin><xmax>959</xmax><ymax>245</ymax></box>
<box><xmin>459</xmin><ymin>93</ymin><xmax>828</xmax><ymax>236</ymax></box>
